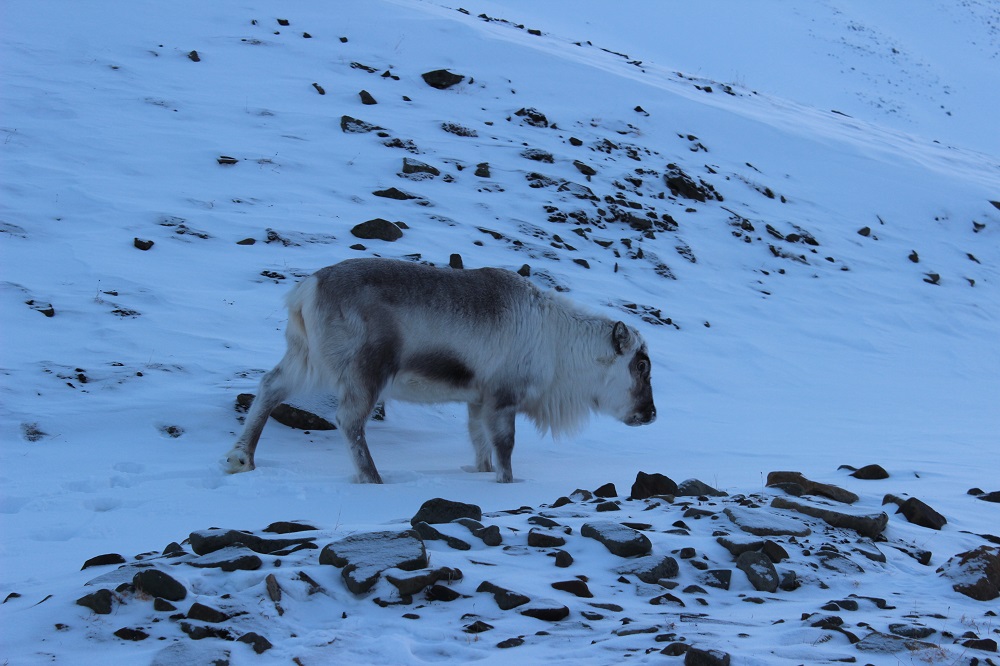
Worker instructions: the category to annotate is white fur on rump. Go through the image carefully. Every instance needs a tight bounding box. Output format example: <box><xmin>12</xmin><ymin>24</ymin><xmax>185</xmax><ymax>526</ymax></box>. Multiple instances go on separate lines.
<box><xmin>226</xmin><ymin>258</ymin><xmax>655</xmax><ymax>483</ymax></box>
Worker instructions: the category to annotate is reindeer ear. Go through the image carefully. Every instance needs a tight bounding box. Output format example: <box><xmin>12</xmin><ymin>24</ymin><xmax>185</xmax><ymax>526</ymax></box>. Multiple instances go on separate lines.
<box><xmin>612</xmin><ymin>321</ymin><xmax>632</xmax><ymax>355</ymax></box>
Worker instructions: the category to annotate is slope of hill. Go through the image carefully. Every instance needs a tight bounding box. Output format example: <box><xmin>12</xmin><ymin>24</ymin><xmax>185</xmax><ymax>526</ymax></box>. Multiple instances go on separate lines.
<box><xmin>2</xmin><ymin>1</ymin><xmax>998</xmax><ymax>664</ymax></box>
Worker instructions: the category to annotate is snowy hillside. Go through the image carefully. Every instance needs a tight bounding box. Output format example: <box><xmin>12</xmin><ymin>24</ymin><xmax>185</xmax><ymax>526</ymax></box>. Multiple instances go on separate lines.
<box><xmin>2</xmin><ymin>1</ymin><xmax>999</xmax><ymax>664</ymax></box>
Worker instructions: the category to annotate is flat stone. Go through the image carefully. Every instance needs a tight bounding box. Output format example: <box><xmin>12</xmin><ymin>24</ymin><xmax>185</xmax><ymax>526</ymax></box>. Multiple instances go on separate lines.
<box><xmin>81</xmin><ymin>553</ymin><xmax>126</xmax><ymax>570</ymax></box>
<box><xmin>520</xmin><ymin>602</ymin><xmax>570</xmax><ymax>621</ymax></box>
<box><xmin>527</xmin><ymin>528</ymin><xmax>566</xmax><ymax>548</ymax></box>
<box><xmin>386</xmin><ymin>567</ymin><xmax>462</xmax><ymax>596</ymax></box>
<box><xmin>723</xmin><ymin>506</ymin><xmax>811</xmax><ymax>537</ymax></box>
<box><xmin>888</xmin><ymin>623</ymin><xmax>936</xmax><ymax>639</ymax></box>
<box><xmin>187</xmin><ymin>545</ymin><xmax>262</xmax><ymax>572</ymax></box>
<box><xmin>582</xmin><ymin>521</ymin><xmax>652</xmax><ymax>557</ymax></box>
<box><xmin>320</xmin><ymin>530</ymin><xmax>428</xmax><ymax>595</ymax></box>
<box><xmin>413</xmin><ymin>521</ymin><xmax>471</xmax><ymax>550</ymax></box>
<box><xmin>421</xmin><ymin>69</ymin><xmax>464</xmax><ymax>89</ymax></box>
<box><xmin>770</xmin><ymin>496</ymin><xmax>888</xmax><ymax>538</ymax></box>
<box><xmin>188</xmin><ymin>528</ymin><xmax>314</xmax><ymax>556</ymax></box>
<box><xmin>716</xmin><ymin>534</ymin><xmax>765</xmax><ymax>558</ymax></box>
<box><xmin>856</xmin><ymin>631</ymin><xmax>938</xmax><ymax>653</ymax></box>
<box><xmin>766</xmin><ymin>471</ymin><xmax>859</xmax><ymax>504</ymax></box>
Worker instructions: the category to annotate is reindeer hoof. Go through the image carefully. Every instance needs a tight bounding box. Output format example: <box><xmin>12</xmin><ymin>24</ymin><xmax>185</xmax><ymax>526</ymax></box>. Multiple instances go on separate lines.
<box><xmin>225</xmin><ymin>450</ymin><xmax>255</xmax><ymax>473</ymax></box>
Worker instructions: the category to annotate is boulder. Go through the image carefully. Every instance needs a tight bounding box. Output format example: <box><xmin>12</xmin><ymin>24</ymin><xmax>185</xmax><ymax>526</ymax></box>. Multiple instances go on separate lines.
<box><xmin>411</xmin><ymin>498</ymin><xmax>482</xmax><ymax>526</ymax></box>
<box><xmin>723</xmin><ymin>506</ymin><xmax>811</xmax><ymax>537</ymax></box>
<box><xmin>630</xmin><ymin>471</ymin><xmax>677</xmax><ymax>499</ymax></box>
<box><xmin>350</xmin><ymin>218</ymin><xmax>403</xmax><ymax>242</ymax></box>
<box><xmin>421</xmin><ymin>69</ymin><xmax>465</xmax><ymax>89</ymax></box>
<box><xmin>766</xmin><ymin>471</ymin><xmax>858</xmax><ymax>504</ymax></box>
<box><xmin>320</xmin><ymin>530</ymin><xmax>428</xmax><ymax>595</ymax></box>
<box><xmin>582</xmin><ymin>521</ymin><xmax>652</xmax><ymax>557</ymax></box>
<box><xmin>937</xmin><ymin>546</ymin><xmax>1000</xmax><ymax>601</ymax></box>
<box><xmin>770</xmin><ymin>496</ymin><xmax>888</xmax><ymax>538</ymax></box>
<box><xmin>736</xmin><ymin>551</ymin><xmax>779</xmax><ymax>593</ymax></box>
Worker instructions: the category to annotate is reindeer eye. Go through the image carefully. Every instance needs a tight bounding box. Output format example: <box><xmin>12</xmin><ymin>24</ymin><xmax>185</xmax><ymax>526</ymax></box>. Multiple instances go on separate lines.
<box><xmin>636</xmin><ymin>359</ymin><xmax>649</xmax><ymax>374</ymax></box>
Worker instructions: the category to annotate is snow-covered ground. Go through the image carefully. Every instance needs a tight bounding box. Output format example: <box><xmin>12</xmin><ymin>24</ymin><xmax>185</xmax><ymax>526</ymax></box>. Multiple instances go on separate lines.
<box><xmin>2</xmin><ymin>1</ymin><xmax>998</xmax><ymax>664</ymax></box>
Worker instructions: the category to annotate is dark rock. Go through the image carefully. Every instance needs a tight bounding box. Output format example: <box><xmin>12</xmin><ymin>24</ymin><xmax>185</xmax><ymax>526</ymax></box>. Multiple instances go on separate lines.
<box><xmin>527</xmin><ymin>528</ymin><xmax>566</xmax><ymax>548</ymax></box>
<box><xmin>188</xmin><ymin>527</ymin><xmax>314</xmax><ymax>556</ymax></box>
<box><xmin>421</xmin><ymin>69</ymin><xmax>465</xmax><ymax>89</ymax></box>
<box><xmin>133</xmin><ymin>238</ymin><xmax>154</xmax><ymax>251</ymax></box>
<box><xmin>411</xmin><ymin>498</ymin><xmax>482</xmax><ymax>526</ymax></box>
<box><xmin>187</xmin><ymin>602</ymin><xmax>229</xmax><ymax>623</ymax></box>
<box><xmin>616</xmin><ymin>555</ymin><xmax>679</xmax><ymax>583</ymax></box>
<box><xmin>650</xmin><ymin>592</ymin><xmax>685</xmax><ymax>606</ymax></box>
<box><xmin>358</xmin><ymin>90</ymin><xmax>377</xmax><ymax>105</ymax></box>
<box><xmin>188</xmin><ymin>545</ymin><xmax>262</xmax><ymax>572</ymax></box>
<box><xmin>340</xmin><ymin>115</ymin><xmax>382</xmax><ymax>133</ymax></box>
<box><xmin>664</xmin><ymin>164</ymin><xmax>721</xmax><ymax>202</ymax></box>
<box><xmin>551</xmin><ymin>580</ymin><xmax>593</xmax><ymax>598</ymax></box>
<box><xmin>582</xmin><ymin>521</ymin><xmax>652</xmax><ymax>557</ymax></box>
<box><xmin>263</xmin><ymin>521</ymin><xmax>318</xmax><ymax>534</ymax></box>
<box><xmin>372</xmin><ymin>187</ymin><xmax>418</xmax><ymax>201</ymax></box>
<box><xmin>237</xmin><ymin>632</ymin><xmax>273</xmax><ymax>654</ymax></box>
<box><xmin>401</xmin><ymin>157</ymin><xmax>441</xmax><ymax>177</ymax></box>
<box><xmin>762</xmin><ymin>540</ymin><xmax>788</xmax><ymax>563</ymax></box>
<box><xmin>426</xmin><ymin>584</ymin><xmax>461</xmax><ymax>602</ymax></box>
<box><xmin>937</xmin><ymin>546</ymin><xmax>1000</xmax><ymax>601</ymax></box>
<box><xmin>413</xmin><ymin>521</ymin><xmax>471</xmax><ymax>550</ymax></box>
<box><xmin>702</xmin><ymin>569</ymin><xmax>731</xmax><ymax>591</ymax></box>
<box><xmin>463</xmin><ymin>620</ymin><xmax>493</xmax><ymax>633</ymax></box>
<box><xmin>76</xmin><ymin>589</ymin><xmax>114</xmax><ymax>614</ymax></box>
<box><xmin>474</xmin><ymin>162</ymin><xmax>491</xmax><ymax>178</ymax></box>
<box><xmin>766</xmin><ymin>471</ymin><xmax>858</xmax><ymax>504</ymax></box>
<box><xmin>320</xmin><ymin>530</ymin><xmax>428</xmax><ymax>595</ymax></box>
<box><xmin>850</xmin><ymin>464</ymin><xmax>889</xmax><ymax>480</ymax></box>
<box><xmin>573</xmin><ymin>160</ymin><xmax>597</xmax><ymax>176</ymax></box>
<box><xmin>180</xmin><ymin>621</ymin><xmax>232</xmax><ymax>641</ymax></box>
<box><xmin>888</xmin><ymin>623</ymin><xmax>935</xmax><ymax>639</ymax></box>
<box><xmin>684</xmin><ymin>646</ymin><xmax>731</xmax><ymax>666</ymax></box>
<box><xmin>520</xmin><ymin>148</ymin><xmax>554</xmax><ymax>163</ymax></box>
<box><xmin>25</xmin><ymin>301</ymin><xmax>55</xmax><ymax>317</ymax></box>
<box><xmin>962</xmin><ymin>637</ymin><xmax>997</xmax><ymax>651</ymax></box>
<box><xmin>662</xmin><ymin>642</ymin><xmax>689</xmax><ymax>656</ymax></box>
<box><xmin>497</xmin><ymin>637</ymin><xmax>524</xmax><ymax>648</ymax></box>
<box><xmin>595</xmin><ymin>500</ymin><xmax>619</xmax><ymax>511</ymax></box>
<box><xmin>187</xmin><ymin>50</ymin><xmax>201</xmax><ymax>62</ymax></box>
<box><xmin>153</xmin><ymin>598</ymin><xmax>176</xmax><ymax>612</ymax></box>
<box><xmin>82</xmin><ymin>553</ymin><xmax>126</xmax><ymax>570</ymax></box>
<box><xmin>594</xmin><ymin>482</ymin><xmax>617</xmax><ymax>497</ymax></box>
<box><xmin>386</xmin><ymin>567</ymin><xmax>462</xmax><ymax>596</ymax></box>
<box><xmin>677</xmin><ymin>479</ymin><xmax>726</xmax><ymax>497</ymax></box>
<box><xmin>770</xmin><ymin>496</ymin><xmax>888</xmax><ymax>538</ymax></box>
<box><xmin>133</xmin><ymin>569</ymin><xmax>186</xmax><ymax>601</ymax></box>
<box><xmin>520</xmin><ymin>603</ymin><xmax>570</xmax><ymax>621</ymax></box>
<box><xmin>896</xmin><ymin>497</ymin><xmax>947</xmax><ymax>530</ymax></box>
<box><xmin>449</xmin><ymin>253</ymin><xmax>463</xmax><ymax>269</ymax></box>
<box><xmin>554</xmin><ymin>550</ymin><xmax>574</xmax><ymax>568</ymax></box>
<box><xmin>114</xmin><ymin>627</ymin><xmax>149</xmax><ymax>641</ymax></box>
<box><xmin>979</xmin><ymin>491</ymin><xmax>1000</xmax><ymax>503</ymax></box>
<box><xmin>630</xmin><ymin>471</ymin><xmax>677</xmax><ymax>499</ymax></box>
<box><xmin>477</xmin><ymin>581</ymin><xmax>530</xmax><ymax>610</ymax></box>
<box><xmin>351</xmin><ymin>218</ymin><xmax>403</xmax><ymax>242</ymax></box>
<box><xmin>441</xmin><ymin>122</ymin><xmax>477</xmax><ymax>137</ymax></box>
<box><xmin>736</xmin><ymin>551</ymin><xmax>779</xmax><ymax>593</ymax></box>
<box><xmin>514</xmin><ymin>107</ymin><xmax>549</xmax><ymax>127</ymax></box>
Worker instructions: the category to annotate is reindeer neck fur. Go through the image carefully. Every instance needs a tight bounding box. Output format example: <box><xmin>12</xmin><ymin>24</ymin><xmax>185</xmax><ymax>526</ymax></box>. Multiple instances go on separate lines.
<box><xmin>522</xmin><ymin>293</ymin><xmax>619</xmax><ymax>436</ymax></box>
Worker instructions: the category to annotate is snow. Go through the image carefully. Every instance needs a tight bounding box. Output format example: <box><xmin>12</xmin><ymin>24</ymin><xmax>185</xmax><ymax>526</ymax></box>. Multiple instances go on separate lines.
<box><xmin>2</xmin><ymin>0</ymin><xmax>999</xmax><ymax>664</ymax></box>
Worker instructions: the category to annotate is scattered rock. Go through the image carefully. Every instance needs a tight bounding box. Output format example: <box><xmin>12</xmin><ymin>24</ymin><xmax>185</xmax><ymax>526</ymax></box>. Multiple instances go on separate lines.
<box><xmin>114</xmin><ymin>627</ymin><xmax>149</xmax><ymax>641</ymax></box>
<box><xmin>514</xmin><ymin>107</ymin><xmax>549</xmax><ymax>127</ymax></box>
<box><xmin>413</xmin><ymin>521</ymin><xmax>471</xmax><ymax>550</ymax></box>
<box><xmin>766</xmin><ymin>471</ymin><xmax>858</xmax><ymax>504</ymax></box>
<box><xmin>358</xmin><ymin>90</ymin><xmax>377</xmax><ymax>105</ymax></box>
<box><xmin>684</xmin><ymin>646</ymin><xmax>731</xmax><ymax>666</ymax></box>
<box><xmin>520</xmin><ymin>602</ymin><xmax>570</xmax><ymax>621</ymax></box>
<box><xmin>351</xmin><ymin>218</ymin><xmax>403</xmax><ymax>242</ymax></box>
<box><xmin>188</xmin><ymin>528</ymin><xmax>314</xmax><ymax>556</ymax></box>
<box><xmin>133</xmin><ymin>569</ymin><xmax>187</xmax><ymax>601</ymax></box>
<box><xmin>319</xmin><ymin>530</ymin><xmax>428</xmax><ymax>595</ymax></box>
<box><xmin>894</xmin><ymin>497</ymin><xmax>947</xmax><ymax>530</ymax></box>
<box><xmin>855</xmin><ymin>631</ymin><xmax>938</xmax><ymax>654</ymax></box>
<box><xmin>616</xmin><ymin>555</ymin><xmax>679</xmax><ymax>583</ymax></box>
<box><xmin>736</xmin><ymin>551</ymin><xmax>779</xmax><ymax>593</ymax></box>
<box><xmin>551</xmin><ymin>579</ymin><xmax>593</xmax><ymax>598</ymax></box>
<box><xmin>771</xmin><ymin>496</ymin><xmax>888</xmax><ymax>538</ymax></box>
<box><xmin>677</xmin><ymin>479</ymin><xmax>726</xmax><ymax>497</ymax></box>
<box><xmin>82</xmin><ymin>553</ymin><xmax>126</xmax><ymax>570</ymax></box>
<box><xmin>848</xmin><ymin>464</ymin><xmax>890</xmax><ymax>480</ymax></box>
<box><xmin>401</xmin><ymin>157</ymin><xmax>440</xmax><ymax>177</ymax></box>
<box><xmin>937</xmin><ymin>546</ymin><xmax>1000</xmax><ymax>601</ymax></box>
<box><xmin>340</xmin><ymin>115</ymin><xmax>382</xmax><ymax>133</ymax></box>
<box><xmin>237</xmin><ymin>632</ymin><xmax>273</xmax><ymax>654</ymax></box>
<box><xmin>236</xmin><ymin>393</ymin><xmax>336</xmax><ymax>430</ymax></box>
<box><xmin>527</xmin><ymin>528</ymin><xmax>566</xmax><ymax>548</ymax></box>
<box><xmin>411</xmin><ymin>498</ymin><xmax>482</xmax><ymax>526</ymax></box>
<box><xmin>421</xmin><ymin>69</ymin><xmax>465</xmax><ymax>89</ymax></box>
<box><xmin>386</xmin><ymin>567</ymin><xmax>462</xmax><ymax>596</ymax></box>
<box><xmin>188</xmin><ymin>545</ymin><xmax>263</xmax><ymax>572</ymax></box>
<box><xmin>888</xmin><ymin>623</ymin><xmax>935</xmax><ymax>639</ymax></box>
<box><xmin>477</xmin><ymin>581</ymin><xmax>530</xmax><ymax>610</ymax></box>
<box><xmin>630</xmin><ymin>471</ymin><xmax>677</xmax><ymax>499</ymax></box>
<box><xmin>76</xmin><ymin>589</ymin><xmax>114</xmax><ymax>614</ymax></box>
<box><xmin>582</xmin><ymin>521</ymin><xmax>652</xmax><ymax>557</ymax></box>
<box><xmin>187</xmin><ymin>602</ymin><xmax>229</xmax><ymax>623</ymax></box>
<box><xmin>133</xmin><ymin>238</ymin><xmax>154</xmax><ymax>251</ymax></box>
